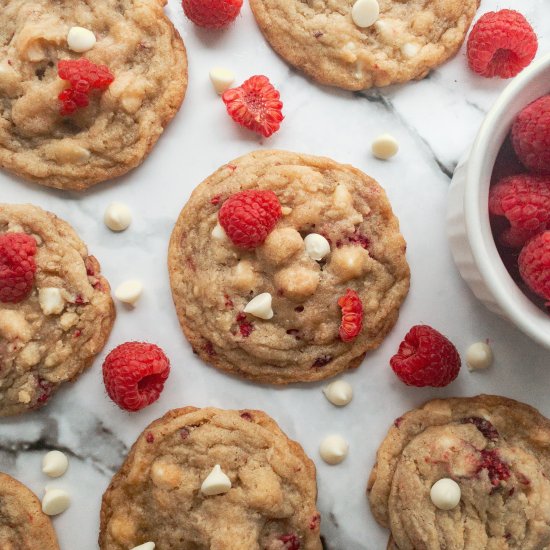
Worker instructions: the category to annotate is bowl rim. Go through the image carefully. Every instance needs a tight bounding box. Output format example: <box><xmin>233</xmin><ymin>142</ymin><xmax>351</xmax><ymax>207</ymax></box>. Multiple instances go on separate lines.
<box><xmin>464</xmin><ymin>53</ymin><xmax>550</xmax><ymax>348</ymax></box>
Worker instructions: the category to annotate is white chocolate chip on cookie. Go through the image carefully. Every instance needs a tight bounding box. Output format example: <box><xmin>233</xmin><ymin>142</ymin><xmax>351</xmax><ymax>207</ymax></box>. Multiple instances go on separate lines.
<box><xmin>67</xmin><ymin>27</ymin><xmax>96</xmax><ymax>53</ymax></box>
<box><xmin>259</xmin><ymin>227</ymin><xmax>304</xmax><ymax>265</ymax></box>
<box><xmin>244</xmin><ymin>293</ymin><xmax>274</xmax><ymax>320</ymax></box>
<box><xmin>131</xmin><ymin>544</ymin><xmax>155</xmax><ymax>550</ymax></box>
<box><xmin>430</xmin><ymin>478</ymin><xmax>461</xmax><ymax>510</ymax></box>
<box><xmin>274</xmin><ymin>266</ymin><xmax>319</xmax><ymax>299</ymax></box>
<box><xmin>212</xmin><ymin>222</ymin><xmax>228</xmax><ymax>241</ymax></box>
<box><xmin>39</xmin><ymin>288</ymin><xmax>66</xmax><ymax>315</ymax></box>
<box><xmin>201</xmin><ymin>465</ymin><xmax>231</xmax><ymax>496</ymax></box>
<box><xmin>402</xmin><ymin>42</ymin><xmax>421</xmax><ymax>58</ymax></box>
<box><xmin>0</xmin><ymin>310</ymin><xmax>32</xmax><ymax>342</ymax></box>
<box><xmin>330</xmin><ymin>246</ymin><xmax>369</xmax><ymax>281</ymax></box>
<box><xmin>351</xmin><ymin>0</ymin><xmax>380</xmax><ymax>28</ymax></box>
<box><xmin>304</xmin><ymin>233</ymin><xmax>331</xmax><ymax>261</ymax></box>
<box><xmin>209</xmin><ymin>67</ymin><xmax>235</xmax><ymax>94</ymax></box>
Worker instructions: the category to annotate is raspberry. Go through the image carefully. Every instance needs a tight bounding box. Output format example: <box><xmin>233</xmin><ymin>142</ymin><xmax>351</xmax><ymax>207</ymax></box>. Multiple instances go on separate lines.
<box><xmin>278</xmin><ymin>534</ymin><xmax>300</xmax><ymax>550</ymax></box>
<box><xmin>181</xmin><ymin>0</ymin><xmax>242</xmax><ymax>29</ymax></box>
<box><xmin>518</xmin><ymin>231</ymin><xmax>550</xmax><ymax>302</ymax></box>
<box><xmin>236</xmin><ymin>312</ymin><xmax>254</xmax><ymax>337</ymax></box>
<box><xmin>58</xmin><ymin>58</ymin><xmax>114</xmax><ymax>116</ymax></box>
<box><xmin>477</xmin><ymin>449</ymin><xmax>511</xmax><ymax>487</ymax></box>
<box><xmin>222</xmin><ymin>75</ymin><xmax>284</xmax><ymax>138</ymax></box>
<box><xmin>511</xmin><ymin>95</ymin><xmax>550</xmax><ymax>174</ymax></box>
<box><xmin>462</xmin><ymin>417</ymin><xmax>499</xmax><ymax>441</ymax></box>
<box><xmin>337</xmin><ymin>289</ymin><xmax>363</xmax><ymax>342</ymax></box>
<box><xmin>489</xmin><ymin>174</ymin><xmax>550</xmax><ymax>248</ymax></box>
<box><xmin>219</xmin><ymin>190</ymin><xmax>282</xmax><ymax>249</ymax></box>
<box><xmin>390</xmin><ymin>325</ymin><xmax>461</xmax><ymax>387</ymax></box>
<box><xmin>102</xmin><ymin>342</ymin><xmax>170</xmax><ymax>412</ymax></box>
<box><xmin>0</xmin><ymin>233</ymin><xmax>37</xmax><ymax>304</ymax></box>
<box><xmin>467</xmin><ymin>10</ymin><xmax>538</xmax><ymax>78</ymax></box>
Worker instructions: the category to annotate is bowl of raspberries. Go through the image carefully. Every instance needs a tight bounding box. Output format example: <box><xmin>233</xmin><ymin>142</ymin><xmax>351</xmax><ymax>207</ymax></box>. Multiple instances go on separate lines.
<box><xmin>448</xmin><ymin>52</ymin><xmax>550</xmax><ymax>349</ymax></box>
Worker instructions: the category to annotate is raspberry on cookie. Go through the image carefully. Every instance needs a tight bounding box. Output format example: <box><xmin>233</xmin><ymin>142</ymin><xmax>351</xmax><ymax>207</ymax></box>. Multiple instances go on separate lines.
<box><xmin>168</xmin><ymin>150</ymin><xmax>410</xmax><ymax>384</ymax></box>
<box><xmin>0</xmin><ymin>204</ymin><xmax>115</xmax><ymax>416</ymax></box>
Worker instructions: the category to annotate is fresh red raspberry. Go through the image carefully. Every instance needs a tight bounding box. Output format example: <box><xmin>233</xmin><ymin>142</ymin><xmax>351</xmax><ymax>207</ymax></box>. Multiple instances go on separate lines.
<box><xmin>219</xmin><ymin>190</ymin><xmax>282</xmax><ymax>249</ymax></box>
<box><xmin>0</xmin><ymin>233</ymin><xmax>37</xmax><ymax>304</ymax></box>
<box><xmin>390</xmin><ymin>325</ymin><xmax>461</xmax><ymax>387</ymax></box>
<box><xmin>518</xmin><ymin>231</ymin><xmax>550</xmax><ymax>302</ymax></box>
<box><xmin>181</xmin><ymin>0</ymin><xmax>242</xmax><ymax>29</ymax></box>
<box><xmin>467</xmin><ymin>10</ymin><xmax>538</xmax><ymax>78</ymax></box>
<box><xmin>489</xmin><ymin>174</ymin><xmax>550</xmax><ymax>248</ymax></box>
<box><xmin>102</xmin><ymin>342</ymin><xmax>170</xmax><ymax>412</ymax></box>
<box><xmin>222</xmin><ymin>75</ymin><xmax>284</xmax><ymax>138</ymax></box>
<box><xmin>511</xmin><ymin>95</ymin><xmax>550</xmax><ymax>174</ymax></box>
<box><xmin>337</xmin><ymin>289</ymin><xmax>363</xmax><ymax>342</ymax></box>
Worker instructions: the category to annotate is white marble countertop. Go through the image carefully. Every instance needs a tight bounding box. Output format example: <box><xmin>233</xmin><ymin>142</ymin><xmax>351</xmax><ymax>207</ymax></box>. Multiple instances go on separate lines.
<box><xmin>1</xmin><ymin>1</ymin><xmax>550</xmax><ymax>549</ymax></box>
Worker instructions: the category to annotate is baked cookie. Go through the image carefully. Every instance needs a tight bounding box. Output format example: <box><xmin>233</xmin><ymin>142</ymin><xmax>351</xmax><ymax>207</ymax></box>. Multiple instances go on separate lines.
<box><xmin>168</xmin><ymin>150</ymin><xmax>409</xmax><ymax>384</ymax></box>
<box><xmin>0</xmin><ymin>204</ymin><xmax>115</xmax><ymax>416</ymax></box>
<box><xmin>99</xmin><ymin>407</ymin><xmax>322</xmax><ymax>549</ymax></box>
<box><xmin>368</xmin><ymin>395</ymin><xmax>550</xmax><ymax>549</ymax></box>
<box><xmin>0</xmin><ymin>472</ymin><xmax>60</xmax><ymax>550</ymax></box>
<box><xmin>0</xmin><ymin>0</ymin><xmax>187</xmax><ymax>190</ymax></box>
<box><xmin>249</xmin><ymin>0</ymin><xmax>479</xmax><ymax>90</ymax></box>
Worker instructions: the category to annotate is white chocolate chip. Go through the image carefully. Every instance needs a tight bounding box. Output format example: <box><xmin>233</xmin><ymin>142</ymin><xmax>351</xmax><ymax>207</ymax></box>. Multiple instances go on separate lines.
<box><xmin>209</xmin><ymin>67</ymin><xmax>235</xmax><ymax>95</ymax></box>
<box><xmin>351</xmin><ymin>0</ymin><xmax>379</xmax><ymax>28</ymax></box>
<box><xmin>211</xmin><ymin>222</ymin><xmax>228</xmax><ymax>241</ymax></box>
<box><xmin>131</xmin><ymin>544</ymin><xmax>155</xmax><ymax>550</ymax></box>
<box><xmin>104</xmin><ymin>202</ymin><xmax>132</xmax><ymax>232</ymax></box>
<box><xmin>372</xmin><ymin>134</ymin><xmax>399</xmax><ymax>160</ymax></box>
<box><xmin>430</xmin><ymin>478</ymin><xmax>461</xmax><ymax>510</ymax></box>
<box><xmin>42</xmin><ymin>451</ymin><xmax>69</xmax><ymax>478</ymax></box>
<box><xmin>38</xmin><ymin>288</ymin><xmax>66</xmax><ymax>316</ymax></box>
<box><xmin>115</xmin><ymin>280</ymin><xmax>143</xmax><ymax>307</ymax></box>
<box><xmin>466</xmin><ymin>342</ymin><xmax>493</xmax><ymax>371</ymax></box>
<box><xmin>42</xmin><ymin>488</ymin><xmax>70</xmax><ymax>515</ymax></box>
<box><xmin>304</xmin><ymin>234</ymin><xmax>331</xmax><ymax>261</ymax></box>
<box><xmin>244</xmin><ymin>293</ymin><xmax>273</xmax><ymax>320</ymax></box>
<box><xmin>319</xmin><ymin>435</ymin><xmax>349</xmax><ymax>465</ymax></box>
<box><xmin>67</xmin><ymin>26</ymin><xmax>96</xmax><ymax>53</ymax></box>
<box><xmin>323</xmin><ymin>380</ymin><xmax>353</xmax><ymax>407</ymax></box>
<box><xmin>401</xmin><ymin>42</ymin><xmax>421</xmax><ymax>58</ymax></box>
<box><xmin>201</xmin><ymin>465</ymin><xmax>231</xmax><ymax>496</ymax></box>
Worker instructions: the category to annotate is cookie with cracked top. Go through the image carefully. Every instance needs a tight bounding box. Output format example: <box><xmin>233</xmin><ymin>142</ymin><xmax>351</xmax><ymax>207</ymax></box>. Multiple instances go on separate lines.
<box><xmin>99</xmin><ymin>407</ymin><xmax>322</xmax><ymax>550</ymax></box>
<box><xmin>168</xmin><ymin>149</ymin><xmax>410</xmax><ymax>384</ymax></box>
<box><xmin>368</xmin><ymin>395</ymin><xmax>550</xmax><ymax>549</ymax></box>
<box><xmin>249</xmin><ymin>0</ymin><xmax>479</xmax><ymax>90</ymax></box>
<box><xmin>0</xmin><ymin>0</ymin><xmax>187</xmax><ymax>190</ymax></box>
<box><xmin>0</xmin><ymin>472</ymin><xmax>60</xmax><ymax>549</ymax></box>
<box><xmin>0</xmin><ymin>203</ymin><xmax>115</xmax><ymax>416</ymax></box>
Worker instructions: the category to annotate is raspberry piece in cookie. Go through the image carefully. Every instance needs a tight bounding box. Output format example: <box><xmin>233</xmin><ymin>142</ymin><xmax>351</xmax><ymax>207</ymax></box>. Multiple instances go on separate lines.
<box><xmin>222</xmin><ymin>75</ymin><xmax>284</xmax><ymax>137</ymax></box>
<box><xmin>337</xmin><ymin>289</ymin><xmax>363</xmax><ymax>342</ymax></box>
<box><xmin>182</xmin><ymin>0</ymin><xmax>243</xmax><ymax>29</ymax></box>
<box><xmin>467</xmin><ymin>10</ymin><xmax>538</xmax><ymax>78</ymax></box>
<box><xmin>102</xmin><ymin>342</ymin><xmax>171</xmax><ymax>412</ymax></box>
<box><xmin>511</xmin><ymin>95</ymin><xmax>550</xmax><ymax>174</ymax></box>
<box><xmin>0</xmin><ymin>233</ymin><xmax>37</xmax><ymax>303</ymax></box>
<box><xmin>219</xmin><ymin>190</ymin><xmax>282</xmax><ymax>249</ymax></box>
<box><xmin>518</xmin><ymin>231</ymin><xmax>550</xmax><ymax>302</ymax></box>
<box><xmin>390</xmin><ymin>325</ymin><xmax>461</xmax><ymax>387</ymax></box>
<box><xmin>58</xmin><ymin>58</ymin><xmax>114</xmax><ymax>92</ymax></box>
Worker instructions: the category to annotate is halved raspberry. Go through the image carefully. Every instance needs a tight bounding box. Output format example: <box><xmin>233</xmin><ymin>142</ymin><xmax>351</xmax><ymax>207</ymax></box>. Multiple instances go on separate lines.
<box><xmin>511</xmin><ymin>95</ymin><xmax>550</xmax><ymax>174</ymax></box>
<box><xmin>518</xmin><ymin>231</ymin><xmax>550</xmax><ymax>302</ymax></box>
<box><xmin>181</xmin><ymin>0</ymin><xmax>243</xmax><ymax>29</ymax></box>
<box><xmin>222</xmin><ymin>75</ymin><xmax>284</xmax><ymax>137</ymax></box>
<box><xmin>390</xmin><ymin>325</ymin><xmax>461</xmax><ymax>387</ymax></box>
<box><xmin>467</xmin><ymin>10</ymin><xmax>538</xmax><ymax>78</ymax></box>
<box><xmin>0</xmin><ymin>233</ymin><xmax>37</xmax><ymax>303</ymax></box>
<box><xmin>219</xmin><ymin>190</ymin><xmax>282</xmax><ymax>249</ymax></box>
<box><xmin>102</xmin><ymin>342</ymin><xmax>170</xmax><ymax>412</ymax></box>
<box><xmin>337</xmin><ymin>289</ymin><xmax>363</xmax><ymax>342</ymax></box>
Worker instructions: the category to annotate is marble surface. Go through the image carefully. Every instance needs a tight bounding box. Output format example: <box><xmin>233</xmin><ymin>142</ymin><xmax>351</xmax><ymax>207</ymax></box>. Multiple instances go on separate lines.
<box><xmin>1</xmin><ymin>1</ymin><xmax>550</xmax><ymax>549</ymax></box>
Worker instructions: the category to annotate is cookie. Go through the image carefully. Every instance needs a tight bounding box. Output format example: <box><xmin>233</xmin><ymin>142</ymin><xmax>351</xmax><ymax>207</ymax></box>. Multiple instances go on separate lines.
<box><xmin>368</xmin><ymin>395</ymin><xmax>550</xmax><ymax>549</ymax></box>
<box><xmin>0</xmin><ymin>472</ymin><xmax>60</xmax><ymax>550</ymax></box>
<box><xmin>168</xmin><ymin>150</ymin><xmax>410</xmax><ymax>384</ymax></box>
<box><xmin>249</xmin><ymin>0</ymin><xmax>479</xmax><ymax>90</ymax></box>
<box><xmin>0</xmin><ymin>204</ymin><xmax>115</xmax><ymax>416</ymax></box>
<box><xmin>0</xmin><ymin>0</ymin><xmax>187</xmax><ymax>190</ymax></box>
<box><xmin>99</xmin><ymin>407</ymin><xmax>322</xmax><ymax>549</ymax></box>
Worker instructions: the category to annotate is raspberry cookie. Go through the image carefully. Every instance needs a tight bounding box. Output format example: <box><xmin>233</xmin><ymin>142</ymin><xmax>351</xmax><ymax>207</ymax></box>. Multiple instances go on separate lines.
<box><xmin>0</xmin><ymin>204</ymin><xmax>115</xmax><ymax>416</ymax></box>
<box><xmin>168</xmin><ymin>150</ymin><xmax>409</xmax><ymax>384</ymax></box>
<box><xmin>0</xmin><ymin>472</ymin><xmax>60</xmax><ymax>549</ymax></box>
<box><xmin>99</xmin><ymin>407</ymin><xmax>322</xmax><ymax>549</ymax></box>
<box><xmin>368</xmin><ymin>395</ymin><xmax>550</xmax><ymax>549</ymax></box>
<box><xmin>0</xmin><ymin>0</ymin><xmax>187</xmax><ymax>190</ymax></box>
<box><xmin>249</xmin><ymin>0</ymin><xmax>479</xmax><ymax>90</ymax></box>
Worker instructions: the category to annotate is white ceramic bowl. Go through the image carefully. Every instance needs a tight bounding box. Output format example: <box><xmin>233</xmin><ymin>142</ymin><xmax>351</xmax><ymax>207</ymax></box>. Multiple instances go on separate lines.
<box><xmin>447</xmin><ymin>53</ymin><xmax>550</xmax><ymax>349</ymax></box>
